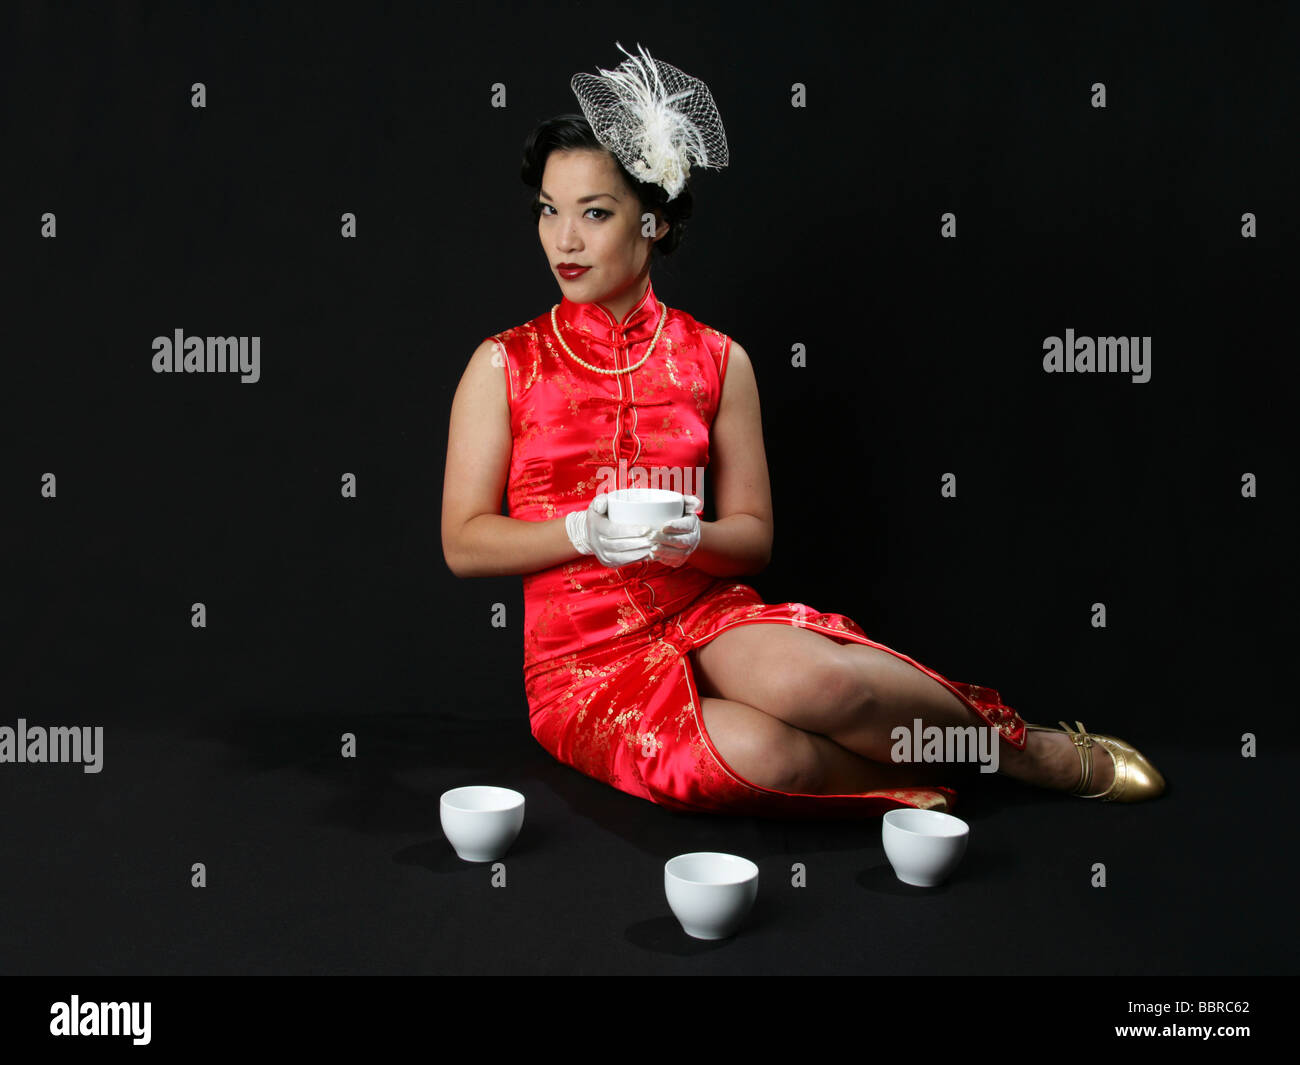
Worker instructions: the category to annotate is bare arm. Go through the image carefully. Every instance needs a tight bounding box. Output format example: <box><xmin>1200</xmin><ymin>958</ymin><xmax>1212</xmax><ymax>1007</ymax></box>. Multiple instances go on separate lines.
<box><xmin>441</xmin><ymin>340</ymin><xmax>582</xmax><ymax>578</ymax></box>
<box><xmin>688</xmin><ymin>339</ymin><xmax>774</xmax><ymax>577</ymax></box>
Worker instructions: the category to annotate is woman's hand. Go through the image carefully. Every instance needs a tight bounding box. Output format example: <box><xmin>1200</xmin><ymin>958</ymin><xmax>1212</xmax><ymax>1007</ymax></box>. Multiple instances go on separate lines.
<box><xmin>648</xmin><ymin>494</ymin><xmax>703</xmax><ymax>568</ymax></box>
<box><xmin>565</xmin><ymin>494</ymin><xmax>657</xmax><ymax>568</ymax></box>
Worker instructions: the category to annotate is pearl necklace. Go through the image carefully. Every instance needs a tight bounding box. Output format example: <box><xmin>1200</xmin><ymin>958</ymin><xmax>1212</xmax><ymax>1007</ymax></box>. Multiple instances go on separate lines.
<box><xmin>550</xmin><ymin>303</ymin><xmax>668</xmax><ymax>375</ymax></box>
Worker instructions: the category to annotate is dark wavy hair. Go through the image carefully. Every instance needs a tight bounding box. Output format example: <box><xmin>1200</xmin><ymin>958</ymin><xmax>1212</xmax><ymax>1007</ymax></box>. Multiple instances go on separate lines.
<box><xmin>521</xmin><ymin>113</ymin><xmax>693</xmax><ymax>257</ymax></box>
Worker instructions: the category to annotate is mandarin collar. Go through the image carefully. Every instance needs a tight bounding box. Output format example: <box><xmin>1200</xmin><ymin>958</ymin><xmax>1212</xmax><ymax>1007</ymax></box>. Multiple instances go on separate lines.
<box><xmin>554</xmin><ymin>280</ymin><xmax>661</xmax><ymax>367</ymax></box>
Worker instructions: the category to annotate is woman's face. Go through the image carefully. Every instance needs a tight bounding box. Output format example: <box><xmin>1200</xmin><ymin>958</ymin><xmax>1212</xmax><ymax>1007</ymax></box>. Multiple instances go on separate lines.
<box><xmin>537</xmin><ymin>148</ymin><xmax>667</xmax><ymax>317</ymax></box>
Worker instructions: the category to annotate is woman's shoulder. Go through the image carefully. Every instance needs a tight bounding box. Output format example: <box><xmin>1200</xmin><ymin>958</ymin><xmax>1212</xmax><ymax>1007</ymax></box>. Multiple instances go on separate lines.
<box><xmin>668</xmin><ymin>304</ymin><xmax>732</xmax><ymax>364</ymax></box>
<box><xmin>483</xmin><ymin>306</ymin><xmax>554</xmax><ymax>349</ymax></box>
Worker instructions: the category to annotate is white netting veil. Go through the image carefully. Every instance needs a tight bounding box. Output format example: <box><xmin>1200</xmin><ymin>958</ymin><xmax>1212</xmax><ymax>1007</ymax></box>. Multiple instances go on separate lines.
<box><xmin>570</xmin><ymin>41</ymin><xmax>729</xmax><ymax>202</ymax></box>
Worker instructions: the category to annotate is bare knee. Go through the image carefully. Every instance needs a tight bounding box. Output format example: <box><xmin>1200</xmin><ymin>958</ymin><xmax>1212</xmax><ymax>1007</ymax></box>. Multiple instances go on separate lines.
<box><xmin>832</xmin><ymin>646</ymin><xmax>879</xmax><ymax>715</ymax></box>
<box><xmin>702</xmin><ymin>698</ymin><xmax>823</xmax><ymax>793</ymax></box>
<box><xmin>748</xmin><ymin>643</ymin><xmax>859</xmax><ymax>731</ymax></box>
<box><xmin>774</xmin><ymin>647</ymin><xmax>876</xmax><ymax>736</ymax></box>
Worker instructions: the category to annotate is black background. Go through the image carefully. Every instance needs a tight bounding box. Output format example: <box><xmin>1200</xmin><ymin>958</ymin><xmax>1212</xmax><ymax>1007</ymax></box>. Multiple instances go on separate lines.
<box><xmin>2</xmin><ymin>1</ymin><xmax>1295</xmax><ymax>984</ymax></box>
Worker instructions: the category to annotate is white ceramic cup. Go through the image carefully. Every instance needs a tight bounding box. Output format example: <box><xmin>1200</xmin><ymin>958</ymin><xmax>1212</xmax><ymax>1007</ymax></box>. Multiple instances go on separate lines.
<box><xmin>664</xmin><ymin>852</ymin><xmax>759</xmax><ymax>940</ymax></box>
<box><xmin>440</xmin><ymin>786</ymin><xmax>525</xmax><ymax>863</ymax></box>
<box><xmin>605</xmin><ymin>488</ymin><xmax>684</xmax><ymax>528</ymax></box>
<box><xmin>881</xmin><ymin>809</ymin><xmax>969</xmax><ymax>887</ymax></box>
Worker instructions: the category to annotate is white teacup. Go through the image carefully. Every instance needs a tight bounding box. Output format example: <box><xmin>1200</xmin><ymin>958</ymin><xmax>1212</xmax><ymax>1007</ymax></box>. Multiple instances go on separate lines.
<box><xmin>440</xmin><ymin>786</ymin><xmax>525</xmax><ymax>863</ymax></box>
<box><xmin>664</xmin><ymin>852</ymin><xmax>759</xmax><ymax>940</ymax></box>
<box><xmin>881</xmin><ymin>809</ymin><xmax>969</xmax><ymax>887</ymax></box>
<box><xmin>605</xmin><ymin>489</ymin><xmax>684</xmax><ymax>529</ymax></box>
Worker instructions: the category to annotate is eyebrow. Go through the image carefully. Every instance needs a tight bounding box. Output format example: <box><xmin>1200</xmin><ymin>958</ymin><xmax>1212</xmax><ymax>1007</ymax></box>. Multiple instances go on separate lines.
<box><xmin>538</xmin><ymin>190</ymin><xmax>620</xmax><ymax>203</ymax></box>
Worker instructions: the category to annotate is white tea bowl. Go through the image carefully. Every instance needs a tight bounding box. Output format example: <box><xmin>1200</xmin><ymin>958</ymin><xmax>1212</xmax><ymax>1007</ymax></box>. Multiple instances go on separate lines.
<box><xmin>664</xmin><ymin>852</ymin><xmax>759</xmax><ymax>940</ymax></box>
<box><xmin>881</xmin><ymin>809</ymin><xmax>969</xmax><ymax>887</ymax></box>
<box><xmin>605</xmin><ymin>488</ymin><xmax>684</xmax><ymax>528</ymax></box>
<box><xmin>440</xmin><ymin>786</ymin><xmax>525</xmax><ymax>863</ymax></box>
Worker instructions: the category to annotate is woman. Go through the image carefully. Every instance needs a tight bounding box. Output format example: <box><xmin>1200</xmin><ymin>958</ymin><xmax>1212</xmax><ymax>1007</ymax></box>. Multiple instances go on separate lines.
<box><xmin>441</xmin><ymin>44</ymin><xmax>1164</xmax><ymax>816</ymax></box>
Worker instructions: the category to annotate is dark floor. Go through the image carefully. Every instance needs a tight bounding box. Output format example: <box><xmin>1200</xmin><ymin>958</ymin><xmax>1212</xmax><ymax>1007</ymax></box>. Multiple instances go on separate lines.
<box><xmin>0</xmin><ymin>712</ymin><xmax>1291</xmax><ymax>975</ymax></box>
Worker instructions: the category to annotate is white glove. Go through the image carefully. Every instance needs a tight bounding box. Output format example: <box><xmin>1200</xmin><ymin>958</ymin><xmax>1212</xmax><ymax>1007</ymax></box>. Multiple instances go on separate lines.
<box><xmin>565</xmin><ymin>494</ymin><xmax>656</xmax><ymax>568</ymax></box>
<box><xmin>648</xmin><ymin>494</ymin><xmax>703</xmax><ymax>568</ymax></box>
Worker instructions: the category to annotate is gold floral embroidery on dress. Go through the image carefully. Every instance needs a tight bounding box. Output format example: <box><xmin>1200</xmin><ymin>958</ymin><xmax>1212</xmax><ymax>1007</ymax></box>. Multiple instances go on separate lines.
<box><xmin>610</xmin><ymin>703</ymin><xmax>646</xmax><ymax>732</ymax></box>
<box><xmin>615</xmin><ymin>598</ymin><xmax>645</xmax><ymax>636</ymax></box>
<box><xmin>573</xmin><ymin>437</ymin><xmax>620</xmax><ymax>496</ymax></box>
<box><xmin>689</xmin><ymin>378</ymin><xmax>709</xmax><ymax>424</ymax></box>
<box><xmin>558</xmin><ymin>656</ymin><xmax>619</xmax><ymax>684</ymax></box>
<box><xmin>539</xmin><ymin>322</ymin><xmax>587</xmax><ymax>375</ymax></box>
<box><xmin>529</xmin><ymin>655</ymin><xmax>613</xmax><ymax>713</ymax></box>
<box><xmin>629</xmin><ymin>728</ymin><xmax>662</xmax><ymax>754</ymax></box>
<box><xmin>696</xmin><ymin>326</ymin><xmax>728</xmax><ymax>423</ymax></box>
<box><xmin>636</xmin><ymin>412</ymin><xmax>701</xmax><ymax>461</ymax></box>
<box><xmin>661</xmin><ymin>336</ymin><xmax>681</xmax><ymax>388</ymax></box>
<box><xmin>885</xmin><ymin>790</ymin><xmax>949</xmax><ymax>811</ymax></box>
<box><xmin>577</xmin><ymin>679</ymin><xmax>612</xmax><ymax>717</ymax></box>
<box><xmin>522</xmin><ymin>591</ymin><xmax>564</xmax><ymax>661</ymax></box>
<box><xmin>668</xmin><ymin>698</ymin><xmax>696</xmax><ymax>745</ymax></box>
<box><xmin>567</xmin><ymin>688</ymin><xmax>643</xmax><ymax>785</ymax></box>
<box><xmin>561</xmin><ymin>558</ymin><xmax>603</xmax><ymax>593</ymax></box>
<box><xmin>517</xmin><ymin>325</ymin><xmax>542</xmax><ymax>395</ymax></box>
<box><xmin>512</xmin><ymin>420</ymin><xmax>564</xmax><ymax>486</ymax></box>
<box><xmin>689</xmin><ymin>732</ymin><xmax>725</xmax><ymax>791</ymax></box>
<box><xmin>551</xmin><ymin>365</ymin><xmax>599</xmax><ymax>416</ymax></box>
<box><xmin>641</xmin><ymin>639</ymin><xmax>677</xmax><ymax>673</ymax></box>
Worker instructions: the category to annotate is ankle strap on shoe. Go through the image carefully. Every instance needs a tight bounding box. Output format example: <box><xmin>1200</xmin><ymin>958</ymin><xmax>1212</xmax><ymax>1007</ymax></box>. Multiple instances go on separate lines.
<box><xmin>1057</xmin><ymin>720</ymin><xmax>1095</xmax><ymax>796</ymax></box>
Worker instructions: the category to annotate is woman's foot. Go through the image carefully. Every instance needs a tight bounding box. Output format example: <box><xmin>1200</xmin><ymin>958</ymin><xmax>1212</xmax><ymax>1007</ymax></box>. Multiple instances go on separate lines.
<box><xmin>1032</xmin><ymin>727</ymin><xmax>1115</xmax><ymax>794</ymax></box>
<box><xmin>997</xmin><ymin>723</ymin><xmax>1116</xmax><ymax>793</ymax></box>
<box><xmin>1015</xmin><ymin>720</ymin><xmax>1166</xmax><ymax>801</ymax></box>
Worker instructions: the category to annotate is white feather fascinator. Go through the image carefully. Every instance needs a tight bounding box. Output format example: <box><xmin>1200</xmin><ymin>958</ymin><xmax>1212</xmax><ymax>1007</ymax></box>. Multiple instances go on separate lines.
<box><xmin>570</xmin><ymin>41</ymin><xmax>729</xmax><ymax>201</ymax></box>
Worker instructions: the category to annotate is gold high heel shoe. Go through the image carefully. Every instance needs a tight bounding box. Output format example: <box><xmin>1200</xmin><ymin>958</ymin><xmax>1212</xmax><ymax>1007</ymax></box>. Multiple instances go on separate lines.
<box><xmin>1024</xmin><ymin>720</ymin><xmax>1166</xmax><ymax>802</ymax></box>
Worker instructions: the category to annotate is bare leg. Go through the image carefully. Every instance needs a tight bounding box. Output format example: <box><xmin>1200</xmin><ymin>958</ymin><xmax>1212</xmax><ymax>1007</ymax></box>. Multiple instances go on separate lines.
<box><xmin>700</xmin><ymin>696</ymin><xmax>950</xmax><ymax>794</ymax></box>
<box><xmin>691</xmin><ymin>625</ymin><xmax>1113</xmax><ymax>793</ymax></box>
<box><xmin>835</xmin><ymin>643</ymin><xmax>1114</xmax><ymax>792</ymax></box>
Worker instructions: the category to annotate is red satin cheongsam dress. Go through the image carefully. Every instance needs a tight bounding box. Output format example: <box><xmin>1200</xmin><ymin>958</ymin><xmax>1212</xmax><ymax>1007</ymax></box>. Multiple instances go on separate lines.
<box><xmin>487</xmin><ymin>280</ymin><xmax>1026</xmax><ymax>817</ymax></box>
